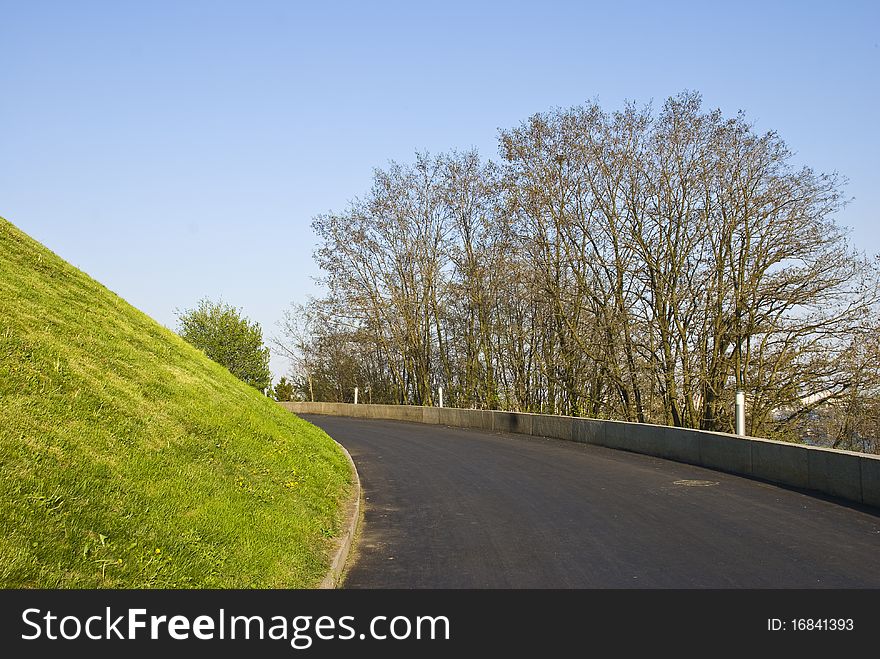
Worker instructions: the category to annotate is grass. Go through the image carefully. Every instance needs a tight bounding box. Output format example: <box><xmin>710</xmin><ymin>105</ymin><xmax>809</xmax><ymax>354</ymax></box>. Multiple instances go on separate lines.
<box><xmin>0</xmin><ymin>217</ymin><xmax>351</xmax><ymax>588</ymax></box>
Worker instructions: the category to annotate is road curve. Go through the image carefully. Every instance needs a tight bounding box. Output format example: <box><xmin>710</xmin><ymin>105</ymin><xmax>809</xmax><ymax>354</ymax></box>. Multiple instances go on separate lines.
<box><xmin>302</xmin><ymin>415</ymin><xmax>880</xmax><ymax>588</ymax></box>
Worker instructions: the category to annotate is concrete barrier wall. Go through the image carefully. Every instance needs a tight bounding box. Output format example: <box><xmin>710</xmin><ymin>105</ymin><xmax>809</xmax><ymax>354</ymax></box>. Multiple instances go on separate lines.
<box><xmin>280</xmin><ymin>402</ymin><xmax>879</xmax><ymax>510</ymax></box>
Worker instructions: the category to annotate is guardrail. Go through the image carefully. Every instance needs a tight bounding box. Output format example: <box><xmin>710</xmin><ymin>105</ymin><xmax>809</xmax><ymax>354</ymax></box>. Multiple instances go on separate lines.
<box><xmin>280</xmin><ymin>401</ymin><xmax>880</xmax><ymax>510</ymax></box>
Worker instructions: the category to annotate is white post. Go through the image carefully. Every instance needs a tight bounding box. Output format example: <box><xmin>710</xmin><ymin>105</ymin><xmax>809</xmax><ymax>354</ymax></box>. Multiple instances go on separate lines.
<box><xmin>735</xmin><ymin>390</ymin><xmax>746</xmax><ymax>436</ymax></box>
<box><xmin>354</xmin><ymin>386</ymin><xmax>359</xmax><ymax>405</ymax></box>
<box><xmin>438</xmin><ymin>386</ymin><xmax>444</xmax><ymax>408</ymax></box>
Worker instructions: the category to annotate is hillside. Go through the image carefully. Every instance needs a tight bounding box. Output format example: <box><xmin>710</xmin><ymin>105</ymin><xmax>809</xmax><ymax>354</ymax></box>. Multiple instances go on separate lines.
<box><xmin>0</xmin><ymin>217</ymin><xmax>351</xmax><ymax>588</ymax></box>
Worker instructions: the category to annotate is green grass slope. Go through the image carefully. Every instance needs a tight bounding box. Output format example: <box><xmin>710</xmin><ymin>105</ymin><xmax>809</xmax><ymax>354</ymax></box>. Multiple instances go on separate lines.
<box><xmin>0</xmin><ymin>217</ymin><xmax>351</xmax><ymax>588</ymax></box>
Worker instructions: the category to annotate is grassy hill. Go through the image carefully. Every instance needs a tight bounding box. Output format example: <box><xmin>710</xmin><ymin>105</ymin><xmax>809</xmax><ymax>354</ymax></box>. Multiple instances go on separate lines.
<box><xmin>0</xmin><ymin>217</ymin><xmax>351</xmax><ymax>588</ymax></box>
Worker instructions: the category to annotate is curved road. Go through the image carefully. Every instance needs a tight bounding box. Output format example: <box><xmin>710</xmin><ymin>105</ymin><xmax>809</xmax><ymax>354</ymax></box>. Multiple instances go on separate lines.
<box><xmin>303</xmin><ymin>415</ymin><xmax>880</xmax><ymax>588</ymax></box>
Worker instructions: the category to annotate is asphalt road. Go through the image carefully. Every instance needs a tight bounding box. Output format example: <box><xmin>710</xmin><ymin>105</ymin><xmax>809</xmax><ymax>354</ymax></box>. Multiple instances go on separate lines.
<box><xmin>302</xmin><ymin>415</ymin><xmax>880</xmax><ymax>588</ymax></box>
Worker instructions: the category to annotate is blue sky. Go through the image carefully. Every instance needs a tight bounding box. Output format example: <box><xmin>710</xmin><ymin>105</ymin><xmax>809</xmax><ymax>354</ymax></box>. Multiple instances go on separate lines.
<box><xmin>2</xmin><ymin>0</ymin><xmax>878</xmax><ymax>379</ymax></box>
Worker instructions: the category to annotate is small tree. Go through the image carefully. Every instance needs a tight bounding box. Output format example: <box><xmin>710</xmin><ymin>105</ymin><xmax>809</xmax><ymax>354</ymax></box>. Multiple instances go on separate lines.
<box><xmin>272</xmin><ymin>376</ymin><xmax>296</xmax><ymax>402</ymax></box>
<box><xmin>177</xmin><ymin>298</ymin><xmax>271</xmax><ymax>391</ymax></box>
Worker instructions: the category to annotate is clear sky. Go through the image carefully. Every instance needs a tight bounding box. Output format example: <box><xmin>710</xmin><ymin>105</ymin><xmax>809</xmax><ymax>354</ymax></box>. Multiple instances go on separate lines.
<box><xmin>2</xmin><ymin>0</ymin><xmax>878</xmax><ymax>380</ymax></box>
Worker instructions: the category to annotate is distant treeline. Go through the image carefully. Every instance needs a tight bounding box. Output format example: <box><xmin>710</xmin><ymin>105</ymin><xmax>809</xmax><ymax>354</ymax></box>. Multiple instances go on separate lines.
<box><xmin>278</xmin><ymin>92</ymin><xmax>880</xmax><ymax>452</ymax></box>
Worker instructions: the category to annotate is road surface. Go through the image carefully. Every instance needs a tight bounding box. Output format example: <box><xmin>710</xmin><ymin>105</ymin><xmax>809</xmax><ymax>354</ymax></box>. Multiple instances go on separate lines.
<box><xmin>302</xmin><ymin>415</ymin><xmax>880</xmax><ymax>588</ymax></box>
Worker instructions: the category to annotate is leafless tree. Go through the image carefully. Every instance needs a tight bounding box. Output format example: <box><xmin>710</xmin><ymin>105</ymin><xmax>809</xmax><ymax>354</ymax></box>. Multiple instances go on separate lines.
<box><xmin>280</xmin><ymin>92</ymin><xmax>880</xmax><ymax>452</ymax></box>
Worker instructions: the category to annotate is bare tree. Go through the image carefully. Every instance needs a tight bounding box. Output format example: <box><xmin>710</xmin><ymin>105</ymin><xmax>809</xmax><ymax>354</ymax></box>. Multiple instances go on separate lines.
<box><xmin>283</xmin><ymin>91</ymin><xmax>880</xmax><ymax>453</ymax></box>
